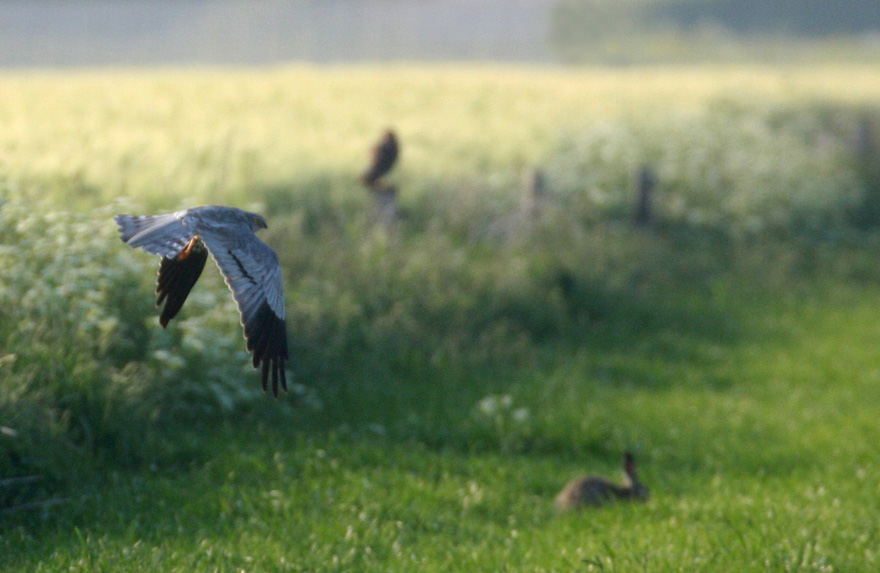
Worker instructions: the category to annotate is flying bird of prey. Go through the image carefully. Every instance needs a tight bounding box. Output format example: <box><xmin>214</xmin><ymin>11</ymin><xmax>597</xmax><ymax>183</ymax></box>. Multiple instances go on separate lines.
<box><xmin>361</xmin><ymin>128</ymin><xmax>399</xmax><ymax>188</ymax></box>
<box><xmin>115</xmin><ymin>206</ymin><xmax>289</xmax><ymax>396</ymax></box>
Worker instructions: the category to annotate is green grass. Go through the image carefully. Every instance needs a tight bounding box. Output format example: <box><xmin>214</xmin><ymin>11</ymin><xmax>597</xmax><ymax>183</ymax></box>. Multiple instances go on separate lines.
<box><xmin>3</xmin><ymin>64</ymin><xmax>880</xmax><ymax>570</ymax></box>
<box><xmin>5</xmin><ymin>280</ymin><xmax>880</xmax><ymax>570</ymax></box>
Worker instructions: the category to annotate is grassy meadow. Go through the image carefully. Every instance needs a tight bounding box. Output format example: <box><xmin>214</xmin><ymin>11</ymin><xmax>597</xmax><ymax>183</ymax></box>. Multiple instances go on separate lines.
<box><xmin>3</xmin><ymin>64</ymin><xmax>880</xmax><ymax>570</ymax></box>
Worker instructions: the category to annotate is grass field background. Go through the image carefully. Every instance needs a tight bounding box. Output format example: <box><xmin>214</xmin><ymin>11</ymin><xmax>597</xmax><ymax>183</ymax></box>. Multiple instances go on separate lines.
<box><xmin>3</xmin><ymin>64</ymin><xmax>880</xmax><ymax>570</ymax></box>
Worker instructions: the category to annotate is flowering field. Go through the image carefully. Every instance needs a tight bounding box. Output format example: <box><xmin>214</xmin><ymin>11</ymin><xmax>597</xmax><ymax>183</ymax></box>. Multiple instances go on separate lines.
<box><xmin>3</xmin><ymin>65</ymin><xmax>880</xmax><ymax>570</ymax></box>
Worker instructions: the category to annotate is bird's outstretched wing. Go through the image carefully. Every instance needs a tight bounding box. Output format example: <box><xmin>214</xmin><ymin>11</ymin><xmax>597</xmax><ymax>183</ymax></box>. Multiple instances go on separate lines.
<box><xmin>198</xmin><ymin>229</ymin><xmax>288</xmax><ymax>397</ymax></box>
<box><xmin>155</xmin><ymin>239</ymin><xmax>209</xmax><ymax>328</ymax></box>
<box><xmin>114</xmin><ymin>213</ymin><xmax>195</xmax><ymax>258</ymax></box>
<box><xmin>116</xmin><ymin>212</ymin><xmax>207</xmax><ymax>327</ymax></box>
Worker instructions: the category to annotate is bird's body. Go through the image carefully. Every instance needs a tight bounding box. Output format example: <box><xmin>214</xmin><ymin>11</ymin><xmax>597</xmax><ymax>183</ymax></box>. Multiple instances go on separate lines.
<box><xmin>361</xmin><ymin>129</ymin><xmax>399</xmax><ymax>188</ymax></box>
<box><xmin>115</xmin><ymin>206</ymin><xmax>289</xmax><ymax>396</ymax></box>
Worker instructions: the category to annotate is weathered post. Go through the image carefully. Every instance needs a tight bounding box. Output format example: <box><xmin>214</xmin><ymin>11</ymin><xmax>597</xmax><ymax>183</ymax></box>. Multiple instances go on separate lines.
<box><xmin>372</xmin><ymin>183</ymin><xmax>399</xmax><ymax>232</ymax></box>
<box><xmin>633</xmin><ymin>163</ymin><xmax>656</xmax><ymax>227</ymax></box>
<box><xmin>520</xmin><ymin>166</ymin><xmax>546</xmax><ymax>220</ymax></box>
<box><xmin>854</xmin><ymin>114</ymin><xmax>880</xmax><ymax>227</ymax></box>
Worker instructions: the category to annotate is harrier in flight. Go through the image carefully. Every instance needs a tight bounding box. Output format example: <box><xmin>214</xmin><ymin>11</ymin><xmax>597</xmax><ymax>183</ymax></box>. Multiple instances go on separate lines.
<box><xmin>361</xmin><ymin>128</ymin><xmax>399</xmax><ymax>189</ymax></box>
<box><xmin>115</xmin><ymin>206</ymin><xmax>288</xmax><ymax>396</ymax></box>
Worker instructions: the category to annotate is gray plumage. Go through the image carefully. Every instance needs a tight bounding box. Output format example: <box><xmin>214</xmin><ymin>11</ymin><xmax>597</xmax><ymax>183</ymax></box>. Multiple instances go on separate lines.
<box><xmin>115</xmin><ymin>206</ymin><xmax>289</xmax><ymax>396</ymax></box>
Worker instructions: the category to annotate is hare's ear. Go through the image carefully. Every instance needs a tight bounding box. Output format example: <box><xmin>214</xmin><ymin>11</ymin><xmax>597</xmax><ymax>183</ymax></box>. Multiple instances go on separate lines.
<box><xmin>623</xmin><ymin>452</ymin><xmax>636</xmax><ymax>475</ymax></box>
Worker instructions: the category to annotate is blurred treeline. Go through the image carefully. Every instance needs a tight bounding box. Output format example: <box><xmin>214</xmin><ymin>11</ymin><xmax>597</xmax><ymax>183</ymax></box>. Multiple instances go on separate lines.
<box><xmin>658</xmin><ymin>0</ymin><xmax>880</xmax><ymax>36</ymax></box>
<box><xmin>550</xmin><ymin>0</ymin><xmax>880</xmax><ymax>64</ymax></box>
<box><xmin>3</xmin><ymin>0</ymin><xmax>880</xmax><ymax>68</ymax></box>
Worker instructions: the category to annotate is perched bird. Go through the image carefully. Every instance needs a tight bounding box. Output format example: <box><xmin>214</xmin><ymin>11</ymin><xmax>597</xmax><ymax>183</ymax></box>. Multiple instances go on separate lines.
<box><xmin>555</xmin><ymin>452</ymin><xmax>649</xmax><ymax>510</ymax></box>
<box><xmin>361</xmin><ymin>129</ymin><xmax>399</xmax><ymax>189</ymax></box>
<box><xmin>115</xmin><ymin>206</ymin><xmax>289</xmax><ymax>396</ymax></box>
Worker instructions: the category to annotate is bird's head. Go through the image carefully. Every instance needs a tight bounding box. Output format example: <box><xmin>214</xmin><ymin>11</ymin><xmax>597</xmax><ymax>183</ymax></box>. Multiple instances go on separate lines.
<box><xmin>249</xmin><ymin>212</ymin><xmax>268</xmax><ymax>231</ymax></box>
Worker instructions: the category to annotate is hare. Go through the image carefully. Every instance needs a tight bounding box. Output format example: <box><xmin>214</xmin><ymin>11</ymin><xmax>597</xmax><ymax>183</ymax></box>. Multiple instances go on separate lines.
<box><xmin>555</xmin><ymin>452</ymin><xmax>649</xmax><ymax>511</ymax></box>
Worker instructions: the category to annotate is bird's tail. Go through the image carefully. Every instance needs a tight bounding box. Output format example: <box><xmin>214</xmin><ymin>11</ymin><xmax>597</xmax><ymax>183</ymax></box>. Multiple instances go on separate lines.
<box><xmin>114</xmin><ymin>214</ymin><xmax>195</xmax><ymax>258</ymax></box>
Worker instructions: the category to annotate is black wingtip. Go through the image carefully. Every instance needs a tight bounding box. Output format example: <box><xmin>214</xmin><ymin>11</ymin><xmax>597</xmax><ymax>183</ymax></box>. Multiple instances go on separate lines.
<box><xmin>260</xmin><ymin>358</ymin><xmax>288</xmax><ymax>398</ymax></box>
<box><xmin>244</xmin><ymin>302</ymin><xmax>290</xmax><ymax>397</ymax></box>
<box><xmin>276</xmin><ymin>359</ymin><xmax>287</xmax><ymax>395</ymax></box>
<box><xmin>270</xmin><ymin>358</ymin><xmax>288</xmax><ymax>398</ymax></box>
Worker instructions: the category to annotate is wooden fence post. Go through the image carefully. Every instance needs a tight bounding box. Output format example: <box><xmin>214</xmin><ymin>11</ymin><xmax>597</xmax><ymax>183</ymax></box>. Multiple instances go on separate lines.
<box><xmin>520</xmin><ymin>167</ymin><xmax>546</xmax><ymax>219</ymax></box>
<box><xmin>372</xmin><ymin>183</ymin><xmax>399</xmax><ymax>232</ymax></box>
<box><xmin>633</xmin><ymin>163</ymin><xmax>656</xmax><ymax>227</ymax></box>
<box><xmin>854</xmin><ymin>114</ymin><xmax>880</xmax><ymax>227</ymax></box>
